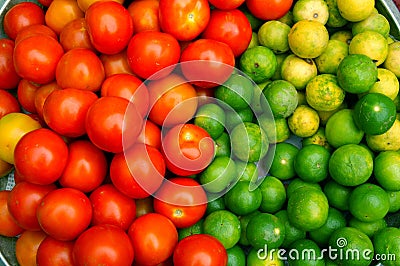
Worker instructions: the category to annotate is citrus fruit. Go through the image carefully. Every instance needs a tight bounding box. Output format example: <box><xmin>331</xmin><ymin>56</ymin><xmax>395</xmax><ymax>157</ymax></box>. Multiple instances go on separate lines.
<box><xmin>292</xmin><ymin>0</ymin><xmax>329</xmax><ymax>24</ymax></box>
<box><xmin>246</xmin><ymin>247</ymin><xmax>284</xmax><ymax>266</ymax></box>
<box><xmin>246</xmin><ymin>212</ymin><xmax>285</xmax><ymax>250</ymax></box>
<box><xmin>328</xmin><ymin>144</ymin><xmax>373</xmax><ymax>186</ymax></box>
<box><xmin>224</xmin><ymin>106</ymin><xmax>254</xmax><ymax>131</ymax></box>
<box><xmin>278</xmin><ymin>10</ymin><xmax>294</xmax><ymax>26</ymax></box>
<box><xmin>214</xmin><ymin>131</ymin><xmax>231</xmax><ymax>158</ymax></box>
<box><xmin>288</xmin><ymin>20</ymin><xmax>329</xmax><ymax>59</ymax></box>
<box><xmin>227</xmin><ymin>245</ymin><xmax>246</xmax><ymax>266</ymax></box>
<box><xmin>287</xmin><ymin>187</ymin><xmax>329</xmax><ymax>231</ymax></box>
<box><xmin>270</xmin><ymin>53</ymin><xmax>288</xmax><ymax>81</ymax></box>
<box><xmin>250</xmin><ymin>82</ymin><xmax>268</xmax><ymax>114</ymax></box>
<box><xmin>235</xmin><ymin>161</ymin><xmax>258</xmax><ymax>183</ymax></box>
<box><xmin>348</xmin><ymin>217</ymin><xmax>387</xmax><ymax>238</ymax></box>
<box><xmin>194</xmin><ymin>103</ymin><xmax>226</xmax><ymax>139</ymax></box>
<box><xmin>258</xmin><ymin>114</ymin><xmax>290</xmax><ymax>144</ymax></box>
<box><xmin>349</xmin><ymin>183</ymin><xmax>390</xmax><ymax>222</ymax></box>
<box><xmin>336</xmin><ymin>54</ymin><xmax>378</xmax><ymax>94</ymax></box>
<box><xmin>257</xmin><ymin>20</ymin><xmax>291</xmax><ymax>54</ymax></box>
<box><xmin>330</xmin><ymin>30</ymin><xmax>352</xmax><ymax>45</ymax></box>
<box><xmin>202</xmin><ymin>210</ymin><xmax>241</xmax><ymax>249</ymax></box>
<box><xmin>206</xmin><ymin>197</ymin><xmax>225</xmax><ymax>215</ymax></box>
<box><xmin>374</xmin><ymin>151</ymin><xmax>400</xmax><ymax>191</ymax></box>
<box><xmin>352</xmin><ymin>13</ymin><xmax>390</xmax><ymax>38</ymax></box>
<box><xmin>199</xmin><ymin>156</ymin><xmax>238</xmax><ymax>193</ymax></box>
<box><xmin>280</xmin><ymin>54</ymin><xmax>318</xmax><ymax>90</ymax></box>
<box><xmin>275</xmin><ymin>210</ymin><xmax>307</xmax><ymax>248</ymax></box>
<box><xmin>286</xmin><ymin>178</ymin><xmax>322</xmax><ymax>199</ymax></box>
<box><xmin>261</xmin><ymin>79</ymin><xmax>298</xmax><ymax>118</ymax></box>
<box><xmin>248</xmin><ymin>32</ymin><xmax>259</xmax><ymax>49</ymax></box>
<box><xmin>294</xmin><ymin>144</ymin><xmax>331</xmax><ymax>183</ymax></box>
<box><xmin>287</xmin><ymin>239</ymin><xmax>325</xmax><ymax>266</ymax></box>
<box><xmin>323</xmin><ymin>180</ymin><xmax>352</xmax><ymax>211</ymax></box>
<box><xmin>269</xmin><ymin>142</ymin><xmax>299</xmax><ymax>181</ymax></box>
<box><xmin>373</xmin><ymin>227</ymin><xmax>400</xmax><ymax>266</ymax></box>
<box><xmin>325</xmin><ymin>0</ymin><xmax>348</xmax><ymax>28</ymax></box>
<box><xmin>336</xmin><ymin>0</ymin><xmax>375</xmax><ymax>22</ymax></box>
<box><xmin>315</xmin><ymin>39</ymin><xmax>349</xmax><ymax>74</ymax></box>
<box><xmin>239</xmin><ymin>46</ymin><xmax>277</xmax><ymax>83</ymax></box>
<box><xmin>318</xmin><ymin>102</ymin><xmax>348</xmax><ymax>126</ymax></box>
<box><xmin>387</xmin><ymin>190</ymin><xmax>400</xmax><ymax>213</ymax></box>
<box><xmin>178</xmin><ymin>219</ymin><xmax>203</xmax><ymax>241</ymax></box>
<box><xmin>367</xmin><ymin>68</ymin><xmax>399</xmax><ymax>100</ymax></box>
<box><xmin>366</xmin><ymin>119</ymin><xmax>400</xmax><ymax>152</ymax></box>
<box><xmin>238</xmin><ymin>210</ymin><xmax>260</xmax><ymax>246</ymax></box>
<box><xmin>325</xmin><ymin>109</ymin><xmax>364</xmax><ymax>148</ymax></box>
<box><xmin>288</xmin><ymin>105</ymin><xmax>320</xmax><ymax>138</ymax></box>
<box><xmin>383</xmin><ymin>41</ymin><xmax>400</xmax><ymax>78</ymax></box>
<box><xmin>349</xmin><ymin>30</ymin><xmax>388</xmax><ymax>66</ymax></box>
<box><xmin>224</xmin><ymin>181</ymin><xmax>262</xmax><ymax>216</ymax></box>
<box><xmin>258</xmin><ymin>175</ymin><xmax>286</xmax><ymax>213</ymax></box>
<box><xmin>302</xmin><ymin>127</ymin><xmax>332</xmax><ymax>151</ymax></box>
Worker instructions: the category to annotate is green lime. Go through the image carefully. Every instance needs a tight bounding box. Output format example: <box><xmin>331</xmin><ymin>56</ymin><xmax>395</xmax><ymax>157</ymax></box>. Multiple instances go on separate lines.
<box><xmin>328</xmin><ymin>144</ymin><xmax>374</xmax><ymax>186</ymax></box>
<box><xmin>275</xmin><ymin>210</ymin><xmax>307</xmax><ymax>248</ymax></box>
<box><xmin>326</xmin><ymin>0</ymin><xmax>348</xmax><ymax>28</ymax></box>
<box><xmin>227</xmin><ymin>245</ymin><xmax>246</xmax><ymax>266</ymax></box>
<box><xmin>348</xmin><ymin>216</ymin><xmax>387</xmax><ymax>238</ymax></box>
<box><xmin>240</xmin><ymin>6</ymin><xmax>264</xmax><ymax>31</ymax></box>
<box><xmin>318</xmin><ymin>100</ymin><xmax>348</xmax><ymax>126</ymax></box>
<box><xmin>239</xmin><ymin>46</ymin><xmax>277</xmax><ymax>84</ymax></box>
<box><xmin>373</xmin><ymin>227</ymin><xmax>400</xmax><ymax>266</ymax></box>
<box><xmin>294</xmin><ymin>144</ymin><xmax>331</xmax><ymax>183</ymax></box>
<box><xmin>309</xmin><ymin>207</ymin><xmax>347</xmax><ymax>247</ymax></box>
<box><xmin>178</xmin><ymin>219</ymin><xmax>204</xmax><ymax>241</ymax></box>
<box><xmin>269</xmin><ymin>142</ymin><xmax>299</xmax><ymax>181</ymax></box>
<box><xmin>292</xmin><ymin>0</ymin><xmax>329</xmax><ymax>24</ymax></box>
<box><xmin>288</xmin><ymin>239</ymin><xmax>325</xmax><ymax>266</ymax></box>
<box><xmin>367</xmin><ymin>68</ymin><xmax>399</xmax><ymax>100</ymax></box>
<box><xmin>224</xmin><ymin>181</ymin><xmax>262</xmax><ymax>216</ymax></box>
<box><xmin>246</xmin><ymin>213</ymin><xmax>286</xmax><ymax>250</ymax></box>
<box><xmin>315</xmin><ymin>39</ymin><xmax>349</xmax><ymax>74</ymax></box>
<box><xmin>287</xmin><ymin>187</ymin><xmax>329</xmax><ymax>231</ymax></box>
<box><xmin>352</xmin><ymin>13</ymin><xmax>390</xmax><ymax>38</ymax></box>
<box><xmin>387</xmin><ymin>190</ymin><xmax>400</xmax><ymax>213</ymax></box>
<box><xmin>330</xmin><ymin>30</ymin><xmax>352</xmax><ymax>45</ymax></box>
<box><xmin>336</xmin><ymin>0</ymin><xmax>375</xmax><ymax>22</ymax></box>
<box><xmin>349</xmin><ymin>30</ymin><xmax>388</xmax><ymax>66</ymax></box>
<box><xmin>323</xmin><ymin>180</ymin><xmax>352</xmax><ymax>211</ymax></box>
<box><xmin>246</xmin><ymin>247</ymin><xmax>285</xmax><ymax>266</ymax></box>
<box><xmin>238</xmin><ymin>210</ymin><xmax>261</xmax><ymax>246</ymax></box>
<box><xmin>302</xmin><ymin>127</ymin><xmax>332</xmax><ymax>151</ymax></box>
<box><xmin>278</xmin><ymin>10</ymin><xmax>294</xmax><ymax>26</ymax></box>
<box><xmin>288</xmin><ymin>105</ymin><xmax>320</xmax><ymax>138</ymax></box>
<box><xmin>258</xmin><ymin>20</ymin><xmax>291</xmax><ymax>54</ymax></box>
<box><xmin>271</xmin><ymin>53</ymin><xmax>289</xmax><ymax>81</ymax></box>
<box><xmin>236</xmin><ymin>161</ymin><xmax>258</xmax><ymax>182</ymax></box>
<box><xmin>252</xmin><ymin>82</ymin><xmax>270</xmax><ymax>114</ymax></box>
<box><xmin>202</xmin><ymin>210</ymin><xmax>241</xmax><ymax>249</ymax></box>
<box><xmin>224</xmin><ymin>106</ymin><xmax>254</xmax><ymax>131</ymax></box>
<box><xmin>349</xmin><ymin>183</ymin><xmax>390</xmax><ymax>222</ymax></box>
<box><xmin>199</xmin><ymin>156</ymin><xmax>238</xmax><ymax>193</ymax></box>
<box><xmin>261</xmin><ymin>80</ymin><xmax>298</xmax><ymax>118</ymax></box>
<box><xmin>366</xmin><ymin>119</ymin><xmax>400</xmax><ymax>152</ymax></box>
<box><xmin>206</xmin><ymin>196</ymin><xmax>225</xmax><ymax>215</ymax></box>
<box><xmin>383</xmin><ymin>41</ymin><xmax>400</xmax><ymax>78</ymax></box>
<box><xmin>336</xmin><ymin>54</ymin><xmax>378</xmax><ymax>94</ymax></box>
<box><xmin>258</xmin><ymin>114</ymin><xmax>290</xmax><ymax>144</ymax></box>
<box><xmin>194</xmin><ymin>103</ymin><xmax>226</xmax><ymax>139</ymax></box>
<box><xmin>286</xmin><ymin>178</ymin><xmax>322</xmax><ymax>199</ymax></box>
<box><xmin>280</xmin><ymin>54</ymin><xmax>318</xmax><ymax>90</ymax></box>
<box><xmin>248</xmin><ymin>32</ymin><xmax>260</xmax><ymax>49</ymax></box>
<box><xmin>258</xmin><ymin>175</ymin><xmax>286</xmax><ymax>213</ymax></box>
<box><xmin>374</xmin><ymin>151</ymin><xmax>400</xmax><ymax>191</ymax></box>
<box><xmin>214</xmin><ymin>131</ymin><xmax>231</xmax><ymax>157</ymax></box>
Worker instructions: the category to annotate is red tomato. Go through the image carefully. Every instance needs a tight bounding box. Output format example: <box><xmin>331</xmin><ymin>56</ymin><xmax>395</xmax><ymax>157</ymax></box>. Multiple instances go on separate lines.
<box><xmin>0</xmin><ymin>190</ymin><xmax>24</xmax><ymax>237</ymax></box>
<box><xmin>13</xmin><ymin>34</ymin><xmax>64</xmax><ymax>84</ymax></box>
<box><xmin>99</xmin><ymin>50</ymin><xmax>134</xmax><ymax>77</ymax></box>
<box><xmin>43</xmin><ymin>88</ymin><xmax>98</xmax><ymax>137</ymax></box>
<box><xmin>38</xmin><ymin>0</ymin><xmax>53</xmax><ymax>7</ymax></box>
<box><xmin>0</xmin><ymin>89</ymin><xmax>20</xmax><ymax>119</ymax></box>
<box><xmin>110</xmin><ymin>144</ymin><xmax>166</xmax><ymax>199</ymax></box>
<box><xmin>59</xmin><ymin>18</ymin><xmax>95</xmax><ymax>51</ymax></box>
<box><xmin>56</xmin><ymin>48</ymin><xmax>105</xmax><ymax>92</ymax></box>
<box><xmin>147</xmin><ymin>74</ymin><xmax>198</xmax><ymax>127</ymax></box>
<box><xmin>36</xmin><ymin>236</ymin><xmax>75</xmax><ymax>266</ymax></box>
<box><xmin>208</xmin><ymin>0</ymin><xmax>245</xmax><ymax>10</ymax></box>
<box><xmin>0</xmin><ymin>39</ymin><xmax>20</xmax><ymax>89</ymax></box>
<box><xmin>246</xmin><ymin>0</ymin><xmax>293</xmax><ymax>20</ymax></box>
<box><xmin>14</xmin><ymin>128</ymin><xmax>68</xmax><ymax>185</ymax></box>
<box><xmin>14</xmin><ymin>24</ymin><xmax>58</xmax><ymax>44</ymax></box>
<box><xmin>15</xmin><ymin>230</ymin><xmax>47</xmax><ymax>266</ymax></box>
<box><xmin>34</xmin><ymin>82</ymin><xmax>61</xmax><ymax>121</ymax></box>
<box><xmin>126</xmin><ymin>31</ymin><xmax>181</xmax><ymax>80</ymax></box>
<box><xmin>136</xmin><ymin>119</ymin><xmax>162</xmax><ymax>150</ymax></box>
<box><xmin>128</xmin><ymin>213</ymin><xmax>178</xmax><ymax>265</ymax></box>
<box><xmin>7</xmin><ymin>181</ymin><xmax>56</xmax><ymax>231</ymax></box>
<box><xmin>17</xmin><ymin>79</ymin><xmax>39</xmax><ymax>114</ymax></box>
<box><xmin>153</xmin><ymin>177</ymin><xmax>208</xmax><ymax>228</ymax></box>
<box><xmin>86</xmin><ymin>96</ymin><xmax>142</xmax><ymax>153</ymax></box>
<box><xmin>58</xmin><ymin>140</ymin><xmax>107</xmax><ymax>193</ymax></box>
<box><xmin>162</xmin><ymin>124</ymin><xmax>215</xmax><ymax>176</ymax></box>
<box><xmin>85</xmin><ymin>1</ymin><xmax>134</xmax><ymax>55</ymax></box>
<box><xmin>3</xmin><ymin>2</ymin><xmax>45</xmax><ymax>40</ymax></box>
<box><xmin>73</xmin><ymin>224</ymin><xmax>134</xmax><ymax>266</ymax></box>
<box><xmin>90</xmin><ymin>184</ymin><xmax>136</xmax><ymax>231</ymax></box>
<box><xmin>202</xmin><ymin>9</ymin><xmax>252</xmax><ymax>57</ymax></box>
<box><xmin>128</xmin><ymin>0</ymin><xmax>160</xmax><ymax>33</ymax></box>
<box><xmin>36</xmin><ymin>187</ymin><xmax>93</xmax><ymax>241</ymax></box>
<box><xmin>44</xmin><ymin>0</ymin><xmax>84</xmax><ymax>35</ymax></box>
<box><xmin>159</xmin><ymin>0</ymin><xmax>210</xmax><ymax>41</ymax></box>
<box><xmin>173</xmin><ymin>234</ymin><xmax>228</xmax><ymax>266</ymax></box>
<box><xmin>196</xmin><ymin>85</ymin><xmax>216</xmax><ymax>106</ymax></box>
<box><xmin>101</xmin><ymin>73</ymin><xmax>149</xmax><ymax>118</ymax></box>
<box><xmin>180</xmin><ymin>38</ymin><xmax>235</xmax><ymax>88</ymax></box>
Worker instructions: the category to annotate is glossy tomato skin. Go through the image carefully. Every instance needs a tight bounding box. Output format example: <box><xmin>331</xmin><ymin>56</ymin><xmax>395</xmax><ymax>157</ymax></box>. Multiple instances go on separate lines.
<box><xmin>173</xmin><ymin>234</ymin><xmax>228</xmax><ymax>266</ymax></box>
<box><xmin>159</xmin><ymin>0</ymin><xmax>210</xmax><ymax>41</ymax></box>
<box><xmin>128</xmin><ymin>0</ymin><xmax>160</xmax><ymax>33</ymax></box>
<box><xmin>136</xmin><ymin>119</ymin><xmax>162</xmax><ymax>150</ymax></box>
<box><xmin>0</xmin><ymin>89</ymin><xmax>20</xmax><ymax>119</ymax></box>
<box><xmin>36</xmin><ymin>236</ymin><xmax>75</xmax><ymax>266</ymax></box>
<box><xmin>0</xmin><ymin>39</ymin><xmax>20</xmax><ymax>89</ymax></box>
<box><xmin>14</xmin><ymin>128</ymin><xmax>68</xmax><ymax>185</ymax></box>
<box><xmin>85</xmin><ymin>1</ymin><xmax>134</xmax><ymax>55</ymax></box>
<box><xmin>43</xmin><ymin>88</ymin><xmax>98</xmax><ymax>137</ymax></box>
<box><xmin>153</xmin><ymin>177</ymin><xmax>208</xmax><ymax>228</ymax></box>
<box><xmin>202</xmin><ymin>9</ymin><xmax>252</xmax><ymax>57</ymax></box>
<box><xmin>14</xmin><ymin>24</ymin><xmax>57</xmax><ymax>44</ymax></box>
<box><xmin>0</xmin><ymin>190</ymin><xmax>24</xmax><ymax>237</ymax></box>
<box><xmin>7</xmin><ymin>181</ymin><xmax>56</xmax><ymax>231</ymax></box>
<box><xmin>36</xmin><ymin>187</ymin><xmax>93</xmax><ymax>241</ymax></box>
<box><xmin>73</xmin><ymin>224</ymin><xmax>134</xmax><ymax>266</ymax></box>
<box><xmin>246</xmin><ymin>0</ymin><xmax>293</xmax><ymax>20</ymax></box>
<box><xmin>44</xmin><ymin>0</ymin><xmax>84</xmax><ymax>35</ymax></box>
<box><xmin>58</xmin><ymin>140</ymin><xmax>107</xmax><ymax>193</ymax></box>
<box><xmin>17</xmin><ymin>79</ymin><xmax>40</xmax><ymax>114</ymax></box>
<box><xmin>208</xmin><ymin>0</ymin><xmax>245</xmax><ymax>10</ymax></box>
<box><xmin>100</xmin><ymin>50</ymin><xmax>134</xmax><ymax>77</ymax></box>
<box><xmin>13</xmin><ymin>35</ymin><xmax>64</xmax><ymax>84</ymax></box>
<box><xmin>126</xmin><ymin>31</ymin><xmax>181</xmax><ymax>80</ymax></box>
<box><xmin>59</xmin><ymin>18</ymin><xmax>94</xmax><ymax>51</ymax></box>
<box><xmin>90</xmin><ymin>184</ymin><xmax>136</xmax><ymax>231</ymax></box>
<box><xmin>15</xmin><ymin>230</ymin><xmax>47</xmax><ymax>266</ymax></box>
<box><xmin>34</xmin><ymin>81</ymin><xmax>61</xmax><ymax>121</ymax></box>
<box><xmin>128</xmin><ymin>213</ymin><xmax>178</xmax><ymax>265</ymax></box>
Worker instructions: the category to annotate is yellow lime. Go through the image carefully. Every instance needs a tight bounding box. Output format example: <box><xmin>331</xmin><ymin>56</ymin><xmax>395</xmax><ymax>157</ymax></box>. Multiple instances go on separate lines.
<box><xmin>336</xmin><ymin>0</ymin><xmax>374</xmax><ymax>22</ymax></box>
<box><xmin>352</xmin><ymin>13</ymin><xmax>390</xmax><ymax>38</ymax></box>
<box><xmin>365</xmin><ymin>68</ymin><xmax>399</xmax><ymax>100</ymax></box>
<box><xmin>315</xmin><ymin>39</ymin><xmax>349</xmax><ymax>74</ymax></box>
<box><xmin>280</xmin><ymin>54</ymin><xmax>318</xmax><ymax>90</ymax></box>
<box><xmin>349</xmin><ymin>30</ymin><xmax>388</xmax><ymax>66</ymax></box>
<box><xmin>366</xmin><ymin>119</ymin><xmax>400</xmax><ymax>151</ymax></box>
<box><xmin>288</xmin><ymin>105</ymin><xmax>320</xmax><ymax>138</ymax></box>
<box><xmin>302</xmin><ymin>127</ymin><xmax>332</xmax><ymax>151</ymax></box>
<box><xmin>248</xmin><ymin>32</ymin><xmax>260</xmax><ymax>49</ymax></box>
<box><xmin>383</xmin><ymin>41</ymin><xmax>400</xmax><ymax>78</ymax></box>
<box><xmin>258</xmin><ymin>20</ymin><xmax>291</xmax><ymax>54</ymax></box>
<box><xmin>292</xmin><ymin>0</ymin><xmax>329</xmax><ymax>24</ymax></box>
<box><xmin>330</xmin><ymin>30</ymin><xmax>352</xmax><ymax>45</ymax></box>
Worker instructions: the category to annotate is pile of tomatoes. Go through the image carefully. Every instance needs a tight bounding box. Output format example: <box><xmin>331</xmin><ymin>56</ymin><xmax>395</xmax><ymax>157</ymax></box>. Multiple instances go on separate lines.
<box><xmin>0</xmin><ymin>0</ymin><xmax>293</xmax><ymax>265</ymax></box>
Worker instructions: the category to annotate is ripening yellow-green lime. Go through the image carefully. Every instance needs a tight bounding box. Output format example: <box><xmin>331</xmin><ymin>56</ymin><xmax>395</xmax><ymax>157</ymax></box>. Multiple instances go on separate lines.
<box><xmin>383</xmin><ymin>41</ymin><xmax>400</xmax><ymax>78</ymax></box>
<box><xmin>315</xmin><ymin>39</ymin><xmax>349</xmax><ymax>74</ymax></box>
<box><xmin>364</xmin><ymin>68</ymin><xmax>400</xmax><ymax>100</ymax></box>
<box><xmin>288</xmin><ymin>105</ymin><xmax>320</xmax><ymax>138</ymax></box>
<box><xmin>280</xmin><ymin>54</ymin><xmax>318</xmax><ymax>90</ymax></box>
<box><xmin>336</xmin><ymin>0</ymin><xmax>375</xmax><ymax>22</ymax></box>
<box><xmin>352</xmin><ymin>12</ymin><xmax>391</xmax><ymax>38</ymax></box>
<box><xmin>258</xmin><ymin>20</ymin><xmax>291</xmax><ymax>54</ymax></box>
<box><xmin>326</xmin><ymin>0</ymin><xmax>348</xmax><ymax>28</ymax></box>
<box><xmin>349</xmin><ymin>30</ymin><xmax>389</xmax><ymax>66</ymax></box>
<box><xmin>330</xmin><ymin>30</ymin><xmax>353</xmax><ymax>45</ymax></box>
<box><xmin>292</xmin><ymin>0</ymin><xmax>329</xmax><ymax>24</ymax></box>
<box><xmin>366</xmin><ymin>119</ymin><xmax>400</xmax><ymax>152</ymax></box>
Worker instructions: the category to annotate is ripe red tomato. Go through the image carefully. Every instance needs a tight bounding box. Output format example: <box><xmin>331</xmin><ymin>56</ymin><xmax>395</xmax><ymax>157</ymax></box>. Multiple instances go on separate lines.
<box><xmin>14</xmin><ymin>24</ymin><xmax>58</xmax><ymax>44</ymax></box>
<box><xmin>85</xmin><ymin>1</ymin><xmax>134</xmax><ymax>55</ymax></box>
<box><xmin>202</xmin><ymin>9</ymin><xmax>252</xmax><ymax>57</ymax></box>
<box><xmin>99</xmin><ymin>50</ymin><xmax>134</xmax><ymax>77</ymax></box>
<box><xmin>44</xmin><ymin>0</ymin><xmax>84</xmax><ymax>35</ymax></box>
<box><xmin>90</xmin><ymin>184</ymin><xmax>137</xmax><ymax>231</ymax></box>
<box><xmin>36</xmin><ymin>236</ymin><xmax>75</xmax><ymax>266</ymax></box>
<box><xmin>59</xmin><ymin>18</ymin><xmax>95</xmax><ymax>51</ymax></box>
<box><xmin>14</xmin><ymin>128</ymin><xmax>68</xmax><ymax>185</ymax></box>
<box><xmin>0</xmin><ymin>39</ymin><xmax>20</xmax><ymax>90</ymax></box>
<box><xmin>128</xmin><ymin>213</ymin><xmax>178</xmax><ymax>265</ymax></box>
<box><xmin>173</xmin><ymin>234</ymin><xmax>228</xmax><ymax>266</ymax></box>
<box><xmin>246</xmin><ymin>0</ymin><xmax>293</xmax><ymax>20</ymax></box>
<box><xmin>0</xmin><ymin>190</ymin><xmax>24</xmax><ymax>237</ymax></box>
<box><xmin>34</xmin><ymin>81</ymin><xmax>61</xmax><ymax>121</ymax></box>
<box><xmin>159</xmin><ymin>0</ymin><xmax>210</xmax><ymax>41</ymax></box>
<box><xmin>127</xmin><ymin>0</ymin><xmax>160</xmax><ymax>33</ymax></box>
<box><xmin>136</xmin><ymin>119</ymin><xmax>162</xmax><ymax>150</ymax></box>
<box><xmin>17</xmin><ymin>79</ymin><xmax>39</xmax><ymax>114</ymax></box>
<box><xmin>7</xmin><ymin>181</ymin><xmax>56</xmax><ymax>231</ymax></box>
<box><xmin>126</xmin><ymin>31</ymin><xmax>181</xmax><ymax>79</ymax></box>
<box><xmin>110</xmin><ymin>143</ymin><xmax>166</xmax><ymax>199</ymax></box>
<box><xmin>73</xmin><ymin>224</ymin><xmax>134</xmax><ymax>266</ymax></box>
<box><xmin>208</xmin><ymin>0</ymin><xmax>245</xmax><ymax>10</ymax></box>
<box><xmin>15</xmin><ymin>230</ymin><xmax>47</xmax><ymax>266</ymax></box>
<box><xmin>0</xmin><ymin>89</ymin><xmax>20</xmax><ymax>119</ymax></box>
<box><xmin>13</xmin><ymin>34</ymin><xmax>64</xmax><ymax>84</ymax></box>
<box><xmin>36</xmin><ymin>187</ymin><xmax>93</xmax><ymax>241</ymax></box>
<box><xmin>153</xmin><ymin>177</ymin><xmax>208</xmax><ymax>228</ymax></box>
<box><xmin>58</xmin><ymin>139</ymin><xmax>107</xmax><ymax>193</ymax></box>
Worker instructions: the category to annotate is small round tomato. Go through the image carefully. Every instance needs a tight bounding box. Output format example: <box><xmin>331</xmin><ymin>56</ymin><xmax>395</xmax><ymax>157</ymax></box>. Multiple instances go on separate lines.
<box><xmin>86</xmin><ymin>1</ymin><xmax>134</xmax><ymax>55</ymax></box>
<box><xmin>208</xmin><ymin>0</ymin><xmax>245</xmax><ymax>10</ymax></box>
<box><xmin>159</xmin><ymin>0</ymin><xmax>210</xmax><ymax>41</ymax></box>
<box><xmin>59</xmin><ymin>18</ymin><xmax>94</xmax><ymax>51</ymax></box>
<box><xmin>135</xmin><ymin>197</ymin><xmax>154</xmax><ymax>218</ymax></box>
<box><xmin>58</xmin><ymin>140</ymin><xmax>107</xmax><ymax>193</ymax></box>
<box><xmin>196</xmin><ymin>85</ymin><xmax>216</xmax><ymax>106</ymax></box>
<box><xmin>0</xmin><ymin>190</ymin><xmax>24</xmax><ymax>237</ymax></box>
<box><xmin>90</xmin><ymin>184</ymin><xmax>136</xmax><ymax>231</ymax></box>
<box><xmin>45</xmin><ymin>0</ymin><xmax>84</xmax><ymax>35</ymax></box>
<box><xmin>100</xmin><ymin>50</ymin><xmax>134</xmax><ymax>77</ymax></box>
<box><xmin>202</xmin><ymin>9</ymin><xmax>252</xmax><ymax>57</ymax></box>
<box><xmin>34</xmin><ymin>82</ymin><xmax>61</xmax><ymax>121</ymax></box>
<box><xmin>36</xmin><ymin>236</ymin><xmax>75</xmax><ymax>266</ymax></box>
<box><xmin>14</xmin><ymin>24</ymin><xmax>58</xmax><ymax>44</ymax></box>
<box><xmin>7</xmin><ymin>181</ymin><xmax>56</xmax><ymax>231</ymax></box>
<box><xmin>0</xmin><ymin>39</ymin><xmax>20</xmax><ymax>89</ymax></box>
<box><xmin>15</xmin><ymin>230</ymin><xmax>47</xmax><ymax>266</ymax></box>
<box><xmin>173</xmin><ymin>234</ymin><xmax>228</xmax><ymax>266</ymax></box>
<box><xmin>128</xmin><ymin>0</ymin><xmax>160</xmax><ymax>33</ymax></box>
<box><xmin>43</xmin><ymin>88</ymin><xmax>98</xmax><ymax>137</ymax></box>
<box><xmin>136</xmin><ymin>119</ymin><xmax>162</xmax><ymax>150</ymax></box>
<box><xmin>0</xmin><ymin>89</ymin><xmax>20</xmax><ymax>119</ymax></box>
<box><xmin>17</xmin><ymin>79</ymin><xmax>39</xmax><ymax>114</ymax></box>
<box><xmin>246</xmin><ymin>0</ymin><xmax>293</xmax><ymax>20</ymax></box>
<box><xmin>73</xmin><ymin>224</ymin><xmax>134</xmax><ymax>266</ymax></box>
<box><xmin>14</xmin><ymin>128</ymin><xmax>68</xmax><ymax>185</ymax></box>
<box><xmin>36</xmin><ymin>187</ymin><xmax>93</xmax><ymax>241</ymax></box>
<box><xmin>126</xmin><ymin>31</ymin><xmax>181</xmax><ymax>80</ymax></box>
<box><xmin>153</xmin><ymin>177</ymin><xmax>208</xmax><ymax>228</ymax></box>
<box><xmin>128</xmin><ymin>213</ymin><xmax>178</xmax><ymax>265</ymax></box>
<box><xmin>77</xmin><ymin>0</ymin><xmax>124</xmax><ymax>12</ymax></box>
<box><xmin>56</xmin><ymin>48</ymin><xmax>105</xmax><ymax>92</ymax></box>
<box><xmin>3</xmin><ymin>2</ymin><xmax>45</xmax><ymax>40</ymax></box>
